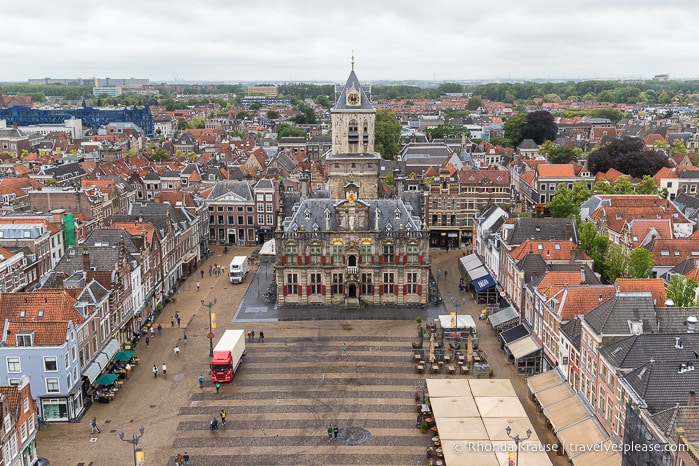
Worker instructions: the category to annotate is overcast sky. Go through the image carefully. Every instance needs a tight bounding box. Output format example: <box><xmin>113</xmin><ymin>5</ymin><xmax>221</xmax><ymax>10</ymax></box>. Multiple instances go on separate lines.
<box><xmin>3</xmin><ymin>0</ymin><xmax>699</xmax><ymax>84</ymax></box>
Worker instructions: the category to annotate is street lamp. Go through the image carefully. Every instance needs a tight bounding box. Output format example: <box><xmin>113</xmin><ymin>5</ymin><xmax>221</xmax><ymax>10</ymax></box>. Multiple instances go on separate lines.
<box><xmin>118</xmin><ymin>426</ymin><xmax>145</xmax><ymax>466</ymax></box>
<box><xmin>505</xmin><ymin>425</ymin><xmax>532</xmax><ymax>466</ymax></box>
<box><xmin>201</xmin><ymin>298</ymin><xmax>217</xmax><ymax>357</ymax></box>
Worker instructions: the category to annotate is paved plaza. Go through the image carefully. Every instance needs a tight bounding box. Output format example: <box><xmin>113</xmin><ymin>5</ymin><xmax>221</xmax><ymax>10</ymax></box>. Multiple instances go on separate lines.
<box><xmin>36</xmin><ymin>247</ymin><xmax>568</xmax><ymax>466</ymax></box>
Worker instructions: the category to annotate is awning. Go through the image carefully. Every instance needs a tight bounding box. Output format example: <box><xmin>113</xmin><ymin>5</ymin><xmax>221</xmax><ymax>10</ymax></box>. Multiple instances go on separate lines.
<box><xmin>100</xmin><ymin>339</ymin><xmax>120</xmax><ymax>361</ymax></box>
<box><xmin>95</xmin><ymin>373</ymin><xmax>120</xmax><ymax>386</ymax></box>
<box><xmin>472</xmin><ymin>273</ymin><xmax>497</xmax><ymax>292</ymax></box>
<box><xmin>500</xmin><ymin>324</ymin><xmax>530</xmax><ymax>344</ymax></box>
<box><xmin>556</xmin><ymin>418</ymin><xmax>609</xmax><ymax>454</ymax></box>
<box><xmin>543</xmin><ymin>396</ymin><xmax>590</xmax><ymax>431</ymax></box>
<box><xmin>570</xmin><ymin>440</ymin><xmax>622</xmax><ymax>465</ymax></box>
<box><xmin>460</xmin><ymin>253</ymin><xmax>482</xmax><ymax>272</ymax></box>
<box><xmin>438</xmin><ymin>314</ymin><xmax>476</xmax><ymax>330</ymax></box>
<box><xmin>474</xmin><ymin>396</ymin><xmax>527</xmax><ymax>418</ymax></box>
<box><xmin>535</xmin><ymin>382</ymin><xmax>575</xmax><ymax>408</ymax></box>
<box><xmin>527</xmin><ymin>369</ymin><xmax>565</xmax><ymax>394</ymax></box>
<box><xmin>94</xmin><ymin>352</ymin><xmax>109</xmax><ymax>370</ymax></box>
<box><xmin>82</xmin><ymin>361</ymin><xmax>102</xmax><ymax>384</ymax></box>
<box><xmin>113</xmin><ymin>351</ymin><xmax>134</xmax><ymax>361</ymax></box>
<box><xmin>488</xmin><ymin>306</ymin><xmax>519</xmax><ymax>328</ymax></box>
<box><xmin>507</xmin><ymin>335</ymin><xmax>541</xmax><ymax>360</ymax></box>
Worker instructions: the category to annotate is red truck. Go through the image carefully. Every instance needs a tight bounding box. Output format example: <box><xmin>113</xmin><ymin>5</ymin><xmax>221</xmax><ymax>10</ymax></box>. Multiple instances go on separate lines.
<box><xmin>210</xmin><ymin>329</ymin><xmax>246</xmax><ymax>383</ymax></box>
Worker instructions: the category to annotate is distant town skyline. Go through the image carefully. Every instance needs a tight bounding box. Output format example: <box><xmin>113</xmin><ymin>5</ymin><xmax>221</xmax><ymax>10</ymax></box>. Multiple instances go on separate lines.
<box><xmin>3</xmin><ymin>0</ymin><xmax>699</xmax><ymax>84</ymax></box>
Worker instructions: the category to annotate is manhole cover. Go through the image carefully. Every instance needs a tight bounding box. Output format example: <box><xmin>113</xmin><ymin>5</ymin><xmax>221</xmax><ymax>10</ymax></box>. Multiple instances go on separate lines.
<box><xmin>335</xmin><ymin>426</ymin><xmax>371</xmax><ymax>445</ymax></box>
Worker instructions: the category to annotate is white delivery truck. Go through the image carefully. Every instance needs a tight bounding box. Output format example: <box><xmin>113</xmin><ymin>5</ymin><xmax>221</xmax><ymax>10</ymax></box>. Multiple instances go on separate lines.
<box><xmin>229</xmin><ymin>255</ymin><xmax>249</xmax><ymax>284</ymax></box>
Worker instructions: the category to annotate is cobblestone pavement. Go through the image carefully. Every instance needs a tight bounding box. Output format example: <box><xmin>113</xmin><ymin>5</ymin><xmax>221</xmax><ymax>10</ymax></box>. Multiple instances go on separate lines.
<box><xmin>35</xmin><ymin>246</ymin><xmax>569</xmax><ymax>466</ymax></box>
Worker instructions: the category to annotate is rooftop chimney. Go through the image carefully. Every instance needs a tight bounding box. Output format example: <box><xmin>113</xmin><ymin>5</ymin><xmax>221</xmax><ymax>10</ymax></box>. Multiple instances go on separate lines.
<box><xmin>689</xmin><ymin>391</ymin><xmax>696</xmax><ymax>407</ymax></box>
<box><xmin>688</xmin><ymin>316</ymin><xmax>697</xmax><ymax>334</ymax></box>
<box><xmin>580</xmin><ymin>267</ymin><xmax>586</xmax><ymax>285</ymax></box>
<box><xmin>82</xmin><ymin>252</ymin><xmax>90</xmax><ymax>272</ymax></box>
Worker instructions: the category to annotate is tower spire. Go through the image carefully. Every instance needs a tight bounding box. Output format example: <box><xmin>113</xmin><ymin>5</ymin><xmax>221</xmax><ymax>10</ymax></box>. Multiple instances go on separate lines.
<box><xmin>351</xmin><ymin>50</ymin><xmax>355</xmax><ymax>70</ymax></box>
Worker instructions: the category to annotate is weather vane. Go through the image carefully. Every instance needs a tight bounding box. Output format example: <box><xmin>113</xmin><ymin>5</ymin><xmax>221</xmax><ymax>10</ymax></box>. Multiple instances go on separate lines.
<box><xmin>351</xmin><ymin>50</ymin><xmax>355</xmax><ymax>70</ymax></box>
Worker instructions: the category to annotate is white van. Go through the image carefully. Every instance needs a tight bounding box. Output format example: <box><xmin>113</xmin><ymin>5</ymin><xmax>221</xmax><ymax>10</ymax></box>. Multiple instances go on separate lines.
<box><xmin>229</xmin><ymin>256</ymin><xmax>249</xmax><ymax>284</ymax></box>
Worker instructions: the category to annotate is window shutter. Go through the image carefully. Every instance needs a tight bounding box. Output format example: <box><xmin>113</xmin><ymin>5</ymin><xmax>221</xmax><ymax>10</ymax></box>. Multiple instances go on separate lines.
<box><xmin>282</xmin><ymin>256</ymin><xmax>287</xmax><ymax>265</ymax></box>
<box><xmin>394</xmin><ymin>285</ymin><xmax>398</xmax><ymax>296</ymax></box>
<box><xmin>283</xmin><ymin>286</ymin><xmax>288</xmax><ymax>296</ymax></box>
<box><xmin>379</xmin><ymin>256</ymin><xmax>384</xmax><ymax>264</ymax></box>
<box><xmin>306</xmin><ymin>285</ymin><xmax>311</xmax><ymax>295</ymax></box>
<box><xmin>306</xmin><ymin>255</ymin><xmax>310</xmax><ymax>265</ymax></box>
<box><xmin>403</xmin><ymin>254</ymin><xmax>408</xmax><ymax>264</ymax></box>
<box><xmin>298</xmin><ymin>285</ymin><xmax>302</xmax><ymax>296</ymax></box>
<box><xmin>330</xmin><ymin>255</ymin><xmax>334</xmax><ymax>264</ymax></box>
<box><xmin>394</xmin><ymin>255</ymin><xmax>399</xmax><ymax>265</ymax></box>
<box><xmin>417</xmin><ymin>284</ymin><xmax>422</xmax><ymax>295</ymax></box>
<box><xmin>403</xmin><ymin>284</ymin><xmax>407</xmax><ymax>295</ymax></box>
<box><xmin>379</xmin><ymin>286</ymin><xmax>383</xmax><ymax>295</ymax></box>
<box><xmin>297</xmin><ymin>255</ymin><xmax>302</xmax><ymax>265</ymax></box>
<box><xmin>358</xmin><ymin>255</ymin><xmax>362</xmax><ymax>264</ymax></box>
<box><xmin>321</xmin><ymin>256</ymin><xmax>326</xmax><ymax>265</ymax></box>
<box><xmin>418</xmin><ymin>254</ymin><xmax>423</xmax><ymax>264</ymax></box>
<box><xmin>322</xmin><ymin>285</ymin><xmax>326</xmax><ymax>296</ymax></box>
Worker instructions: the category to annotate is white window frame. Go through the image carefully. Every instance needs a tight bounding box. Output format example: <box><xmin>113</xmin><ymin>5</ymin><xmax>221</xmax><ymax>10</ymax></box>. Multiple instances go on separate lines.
<box><xmin>45</xmin><ymin>377</ymin><xmax>60</xmax><ymax>393</ymax></box>
<box><xmin>43</xmin><ymin>356</ymin><xmax>58</xmax><ymax>372</ymax></box>
<box><xmin>6</xmin><ymin>357</ymin><xmax>20</xmax><ymax>373</ymax></box>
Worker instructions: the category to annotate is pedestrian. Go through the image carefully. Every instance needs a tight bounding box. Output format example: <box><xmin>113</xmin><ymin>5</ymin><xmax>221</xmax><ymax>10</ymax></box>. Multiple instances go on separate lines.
<box><xmin>173</xmin><ymin>345</ymin><xmax>180</xmax><ymax>356</ymax></box>
<box><xmin>150</xmin><ymin>326</ymin><xmax>154</xmax><ymax>337</ymax></box>
<box><xmin>437</xmin><ymin>269</ymin><xmax>441</xmax><ymax>279</ymax></box>
<box><xmin>176</xmin><ymin>453</ymin><xmax>184</xmax><ymax>466</ymax></box>
<box><xmin>157</xmin><ymin>324</ymin><xmax>162</xmax><ymax>335</ymax></box>
<box><xmin>162</xmin><ymin>363</ymin><xmax>167</xmax><ymax>378</ymax></box>
<box><xmin>444</xmin><ymin>270</ymin><xmax>448</xmax><ymax>279</ymax></box>
<box><xmin>209</xmin><ymin>265</ymin><xmax>212</xmax><ymax>276</ymax></box>
<box><xmin>342</xmin><ymin>343</ymin><xmax>347</xmax><ymax>356</ymax></box>
<box><xmin>196</xmin><ymin>281</ymin><xmax>200</xmax><ymax>291</ymax></box>
<box><xmin>182</xmin><ymin>452</ymin><xmax>190</xmax><ymax>466</ymax></box>
<box><xmin>333</xmin><ymin>425</ymin><xmax>339</xmax><ymax>440</ymax></box>
<box><xmin>215</xmin><ymin>382</ymin><xmax>221</xmax><ymax>394</ymax></box>
<box><xmin>327</xmin><ymin>425</ymin><xmax>333</xmax><ymax>441</ymax></box>
<box><xmin>183</xmin><ymin>334</ymin><xmax>188</xmax><ymax>345</ymax></box>
<box><xmin>171</xmin><ymin>316</ymin><xmax>175</xmax><ymax>327</ymax></box>
<box><xmin>90</xmin><ymin>416</ymin><xmax>101</xmax><ymax>434</ymax></box>
<box><xmin>247</xmin><ymin>331</ymin><xmax>251</xmax><ymax>342</ymax></box>
<box><xmin>210</xmin><ymin>418</ymin><xmax>219</xmax><ymax>431</ymax></box>
<box><xmin>152</xmin><ymin>365</ymin><xmax>158</xmax><ymax>378</ymax></box>
<box><xmin>200</xmin><ymin>269</ymin><xmax>204</xmax><ymax>279</ymax></box>
<box><xmin>198</xmin><ymin>374</ymin><xmax>204</xmax><ymax>388</ymax></box>
<box><xmin>251</xmin><ymin>330</ymin><xmax>255</xmax><ymax>342</ymax></box>
<box><xmin>176</xmin><ymin>316</ymin><xmax>181</xmax><ymax>327</ymax></box>
<box><xmin>145</xmin><ymin>336</ymin><xmax>150</xmax><ymax>347</ymax></box>
<box><xmin>258</xmin><ymin>331</ymin><xmax>265</xmax><ymax>342</ymax></box>
<box><xmin>220</xmin><ymin>409</ymin><xmax>227</xmax><ymax>426</ymax></box>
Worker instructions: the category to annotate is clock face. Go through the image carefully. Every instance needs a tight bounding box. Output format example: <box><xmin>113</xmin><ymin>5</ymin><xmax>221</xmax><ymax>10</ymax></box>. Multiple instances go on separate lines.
<box><xmin>348</xmin><ymin>92</ymin><xmax>360</xmax><ymax>106</ymax></box>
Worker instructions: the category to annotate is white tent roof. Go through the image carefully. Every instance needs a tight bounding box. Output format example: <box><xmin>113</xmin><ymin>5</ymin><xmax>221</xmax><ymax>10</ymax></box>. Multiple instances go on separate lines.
<box><xmin>475</xmin><ymin>396</ymin><xmax>528</xmax><ymax>418</ymax></box>
<box><xmin>438</xmin><ymin>314</ymin><xmax>476</xmax><ymax>329</ymax></box>
<box><xmin>426</xmin><ymin>378</ymin><xmax>472</xmax><ymax>398</ymax></box>
<box><xmin>259</xmin><ymin>238</ymin><xmax>276</xmax><ymax>256</ymax></box>
<box><xmin>470</xmin><ymin>379</ymin><xmax>518</xmax><ymax>398</ymax></box>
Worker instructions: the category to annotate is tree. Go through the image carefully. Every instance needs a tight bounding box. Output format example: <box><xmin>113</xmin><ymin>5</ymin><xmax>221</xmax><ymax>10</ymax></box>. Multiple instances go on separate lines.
<box><xmin>177</xmin><ymin>118</ymin><xmax>188</xmax><ymax>131</ymax></box>
<box><xmin>236</xmin><ymin>111</ymin><xmax>253</xmax><ymax>120</ymax></box>
<box><xmin>522</xmin><ymin>110</ymin><xmax>558</xmax><ymax>145</ymax></box>
<box><xmin>504</xmin><ymin>112</ymin><xmax>527</xmax><ymax>147</ymax></box>
<box><xmin>605</xmin><ymin>244</ymin><xmax>629</xmax><ymax>282</ymax></box>
<box><xmin>635</xmin><ymin>175</ymin><xmax>659</xmax><ymax>195</ymax></box>
<box><xmin>587</xmin><ymin>137</ymin><xmax>670</xmax><ymax>179</ymax></box>
<box><xmin>384</xmin><ymin>173</ymin><xmax>394</xmax><ymax>186</ymax></box>
<box><xmin>150</xmin><ymin>148</ymin><xmax>172</xmax><ymax>162</ymax></box>
<box><xmin>666</xmin><ymin>275</ymin><xmax>698</xmax><ymax>307</ymax></box>
<box><xmin>467</xmin><ymin>96</ymin><xmax>483</xmax><ymax>111</ymax></box>
<box><xmin>489</xmin><ymin>136</ymin><xmax>512</xmax><ymax>148</ymax></box>
<box><xmin>189</xmin><ymin>117</ymin><xmax>205</xmax><ymax>129</ymax></box>
<box><xmin>612</xmin><ymin>176</ymin><xmax>634</xmax><ymax>194</ymax></box>
<box><xmin>548</xmin><ymin>184</ymin><xmax>579</xmax><ymax>218</ymax></box>
<box><xmin>426</xmin><ymin>124</ymin><xmax>468</xmax><ymax>140</ymax></box>
<box><xmin>374</xmin><ymin>110</ymin><xmax>402</xmax><ymax>160</ymax></box>
<box><xmin>628</xmin><ymin>248</ymin><xmax>654</xmax><ymax>278</ymax></box>
<box><xmin>538</xmin><ymin>141</ymin><xmax>581</xmax><ymax>164</ymax></box>
<box><xmin>579</xmin><ymin>222</ymin><xmax>609</xmax><ymax>277</ymax></box>
<box><xmin>266</xmin><ymin>110</ymin><xmax>280</xmax><ymax>119</ymax></box>
<box><xmin>276</xmin><ymin>124</ymin><xmax>306</xmax><ymax>139</ymax></box>
<box><xmin>670</xmin><ymin>139</ymin><xmax>688</xmax><ymax>156</ymax></box>
<box><xmin>592</xmin><ymin>179</ymin><xmax>614</xmax><ymax>195</ymax></box>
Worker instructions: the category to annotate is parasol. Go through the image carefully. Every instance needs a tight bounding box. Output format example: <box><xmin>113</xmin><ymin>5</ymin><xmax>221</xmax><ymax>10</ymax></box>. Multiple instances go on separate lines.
<box><xmin>467</xmin><ymin>334</ymin><xmax>473</xmax><ymax>365</ymax></box>
<box><xmin>429</xmin><ymin>334</ymin><xmax>435</xmax><ymax>363</ymax></box>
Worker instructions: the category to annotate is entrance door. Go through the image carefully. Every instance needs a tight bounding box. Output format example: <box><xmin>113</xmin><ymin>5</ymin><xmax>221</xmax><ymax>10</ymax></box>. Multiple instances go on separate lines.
<box><xmin>228</xmin><ymin>231</ymin><xmax>236</xmax><ymax>244</ymax></box>
<box><xmin>348</xmin><ymin>255</ymin><xmax>357</xmax><ymax>266</ymax></box>
<box><xmin>348</xmin><ymin>283</ymin><xmax>357</xmax><ymax>298</ymax></box>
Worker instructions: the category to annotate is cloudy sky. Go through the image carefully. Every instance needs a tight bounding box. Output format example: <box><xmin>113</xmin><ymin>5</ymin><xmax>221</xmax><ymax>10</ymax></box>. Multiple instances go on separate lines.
<box><xmin>3</xmin><ymin>0</ymin><xmax>699</xmax><ymax>84</ymax></box>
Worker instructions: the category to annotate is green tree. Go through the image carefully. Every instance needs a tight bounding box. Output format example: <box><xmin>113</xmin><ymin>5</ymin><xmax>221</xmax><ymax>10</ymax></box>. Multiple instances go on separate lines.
<box><xmin>249</xmin><ymin>102</ymin><xmax>261</xmax><ymax>111</ymax></box>
<box><xmin>670</xmin><ymin>139</ymin><xmax>688</xmax><ymax>156</ymax></box>
<box><xmin>548</xmin><ymin>184</ymin><xmax>578</xmax><ymax>218</ymax></box>
<box><xmin>236</xmin><ymin>111</ymin><xmax>253</xmax><ymax>120</ymax></box>
<box><xmin>177</xmin><ymin>118</ymin><xmax>188</xmax><ymax>131</ymax></box>
<box><xmin>522</xmin><ymin>110</ymin><xmax>558</xmax><ymax>145</ymax></box>
<box><xmin>276</xmin><ymin>124</ymin><xmax>306</xmax><ymax>139</ymax></box>
<box><xmin>374</xmin><ymin>110</ymin><xmax>402</xmax><ymax>160</ymax></box>
<box><xmin>666</xmin><ymin>275</ymin><xmax>698</xmax><ymax>307</ymax></box>
<box><xmin>489</xmin><ymin>136</ymin><xmax>512</xmax><ymax>148</ymax></box>
<box><xmin>426</xmin><ymin>124</ymin><xmax>468</xmax><ymax>140</ymax></box>
<box><xmin>150</xmin><ymin>148</ymin><xmax>172</xmax><ymax>162</ymax></box>
<box><xmin>189</xmin><ymin>117</ymin><xmax>206</xmax><ymax>129</ymax></box>
<box><xmin>605</xmin><ymin>244</ymin><xmax>629</xmax><ymax>282</ymax></box>
<box><xmin>384</xmin><ymin>173</ymin><xmax>394</xmax><ymax>186</ymax></box>
<box><xmin>571</xmin><ymin>180</ymin><xmax>593</xmax><ymax>206</ymax></box>
<box><xmin>635</xmin><ymin>175</ymin><xmax>659</xmax><ymax>195</ymax></box>
<box><xmin>579</xmin><ymin>222</ymin><xmax>609</xmax><ymax>277</ymax></box>
<box><xmin>44</xmin><ymin>179</ymin><xmax>58</xmax><ymax>187</ymax></box>
<box><xmin>266</xmin><ymin>110</ymin><xmax>280</xmax><ymax>119</ymax></box>
<box><xmin>628</xmin><ymin>248</ymin><xmax>654</xmax><ymax>278</ymax></box>
<box><xmin>592</xmin><ymin>179</ymin><xmax>614</xmax><ymax>195</ymax></box>
<box><xmin>315</xmin><ymin>95</ymin><xmax>332</xmax><ymax>109</ymax></box>
<box><xmin>467</xmin><ymin>96</ymin><xmax>483</xmax><ymax>110</ymax></box>
<box><xmin>612</xmin><ymin>176</ymin><xmax>634</xmax><ymax>194</ymax></box>
<box><xmin>504</xmin><ymin>112</ymin><xmax>527</xmax><ymax>147</ymax></box>
<box><xmin>538</xmin><ymin>141</ymin><xmax>581</xmax><ymax>164</ymax></box>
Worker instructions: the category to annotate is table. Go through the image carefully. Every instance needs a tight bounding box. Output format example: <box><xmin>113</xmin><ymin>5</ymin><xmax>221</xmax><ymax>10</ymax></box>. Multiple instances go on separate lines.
<box><xmin>416</xmin><ymin>364</ymin><xmax>424</xmax><ymax>373</ymax></box>
<box><xmin>421</xmin><ymin>404</ymin><xmax>430</xmax><ymax>414</ymax></box>
<box><xmin>457</xmin><ymin>356</ymin><xmax>465</xmax><ymax>364</ymax></box>
<box><xmin>443</xmin><ymin>354</ymin><xmax>451</xmax><ymax>363</ymax></box>
<box><xmin>431</xmin><ymin>365</ymin><xmax>440</xmax><ymax>373</ymax></box>
<box><xmin>414</xmin><ymin>353</ymin><xmax>422</xmax><ymax>362</ymax></box>
<box><xmin>460</xmin><ymin>365</ymin><xmax>470</xmax><ymax>375</ymax></box>
<box><xmin>473</xmin><ymin>352</ymin><xmax>482</xmax><ymax>363</ymax></box>
<box><xmin>447</xmin><ymin>366</ymin><xmax>456</xmax><ymax>374</ymax></box>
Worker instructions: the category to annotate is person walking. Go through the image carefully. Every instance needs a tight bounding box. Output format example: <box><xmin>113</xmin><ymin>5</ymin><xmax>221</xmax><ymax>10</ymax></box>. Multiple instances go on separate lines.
<box><xmin>198</xmin><ymin>374</ymin><xmax>204</xmax><ymax>388</ymax></box>
<box><xmin>182</xmin><ymin>452</ymin><xmax>190</xmax><ymax>466</ymax></box>
<box><xmin>342</xmin><ymin>343</ymin><xmax>347</xmax><ymax>356</ymax></box>
<box><xmin>250</xmin><ymin>331</ymin><xmax>255</xmax><ymax>342</ymax></box>
<box><xmin>176</xmin><ymin>315</ymin><xmax>181</xmax><ymax>327</ymax></box>
<box><xmin>157</xmin><ymin>324</ymin><xmax>162</xmax><ymax>335</ymax></box>
<box><xmin>171</xmin><ymin>316</ymin><xmax>175</xmax><ymax>327</ymax></box>
<box><xmin>258</xmin><ymin>331</ymin><xmax>265</xmax><ymax>342</ymax></box>
<box><xmin>444</xmin><ymin>270</ymin><xmax>448</xmax><ymax>279</ymax></box>
<box><xmin>90</xmin><ymin>417</ymin><xmax>101</xmax><ymax>434</ymax></box>
<box><xmin>220</xmin><ymin>409</ymin><xmax>227</xmax><ymax>426</ymax></box>
<box><xmin>196</xmin><ymin>281</ymin><xmax>200</xmax><ymax>291</ymax></box>
<box><xmin>152</xmin><ymin>365</ymin><xmax>158</xmax><ymax>378</ymax></box>
<box><xmin>175</xmin><ymin>453</ymin><xmax>184</xmax><ymax>466</ymax></box>
<box><xmin>145</xmin><ymin>336</ymin><xmax>150</xmax><ymax>347</ymax></box>
<box><xmin>173</xmin><ymin>345</ymin><xmax>180</xmax><ymax>356</ymax></box>
<box><xmin>210</xmin><ymin>418</ymin><xmax>219</xmax><ymax>431</ymax></box>
<box><xmin>200</xmin><ymin>269</ymin><xmax>204</xmax><ymax>279</ymax></box>
<box><xmin>247</xmin><ymin>331</ymin><xmax>251</xmax><ymax>342</ymax></box>
<box><xmin>150</xmin><ymin>326</ymin><xmax>155</xmax><ymax>337</ymax></box>
<box><xmin>162</xmin><ymin>363</ymin><xmax>167</xmax><ymax>378</ymax></box>
<box><xmin>183</xmin><ymin>334</ymin><xmax>188</xmax><ymax>345</ymax></box>
<box><xmin>209</xmin><ymin>265</ymin><xmax>212</xmax><ymax>276</ymax></box>
<box><xmin>215</xmin><ymin>382</ymin><xmax>221</xmax><ymax>394</ymax></box>
<box><xmin>333</xmin><ymin>425</ymin><xmax>339</xmax><ymax>440</ymax></box>
<box><xmin>437</xmin><ymin>269</ymin><xmax>441</xmax><ymax>279</ymax></box>
<box><xmin>327</xmin><ymin>425</ymin><xmax>333</xmax><ymax>441</ymax></box>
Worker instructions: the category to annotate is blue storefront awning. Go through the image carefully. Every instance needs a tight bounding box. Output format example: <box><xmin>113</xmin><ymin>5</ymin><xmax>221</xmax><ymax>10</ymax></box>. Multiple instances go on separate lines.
<box><xmin>473</xmin><ymin>273</ymin><xmax>497</xmax><ymax>292</ymax></box>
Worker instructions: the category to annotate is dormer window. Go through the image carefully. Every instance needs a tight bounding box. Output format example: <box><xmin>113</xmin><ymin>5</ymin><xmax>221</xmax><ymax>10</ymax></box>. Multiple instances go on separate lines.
<box><xmin>16</xmin><ymin>333</ymin><xmax>33</xmax><ymax>347</ymax></box>
<box><xmin>394</xmin><ymin>209</ymin><xmax>401</xmax><ymax>220</ymax></box>
<box><xmin>19</xmin><ymin>310</ymin><xmax>26</xmax><ymax>318</ymax></box>
<box><xmin>304</xmin><ymin>209</ymin><xmax>311</xmax><ymax>220</ymax></box>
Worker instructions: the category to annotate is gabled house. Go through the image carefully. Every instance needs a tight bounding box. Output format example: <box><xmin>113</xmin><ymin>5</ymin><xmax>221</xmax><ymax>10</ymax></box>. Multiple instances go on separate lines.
<box><xmin>0</xmin><ymin>376</ymin><xmax>40</xmax><ymax>466</ymax></box>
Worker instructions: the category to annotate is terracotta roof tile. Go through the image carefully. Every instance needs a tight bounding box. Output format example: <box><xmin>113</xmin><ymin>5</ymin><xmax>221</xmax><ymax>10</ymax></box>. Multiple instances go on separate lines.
<box><xmin>615</xmin><ymin>278</ymin><xmax>667</xmax><ymax>307</ymax></box>
<box><xmin>557</xmin><ymin>285</ymin><xmax>616</xmax><ymax>320</ymax></box>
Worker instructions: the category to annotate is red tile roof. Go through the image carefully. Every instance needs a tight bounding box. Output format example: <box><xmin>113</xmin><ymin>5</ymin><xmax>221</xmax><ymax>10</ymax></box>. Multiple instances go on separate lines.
<box><xmin>510</xmin><ymin>240</ymin><xmax>589</xmax><ymax>262</ymax></box>
<box><xmin>615</xmin><ymin>278</ymin><xmax>667</xmax><ymax>307</ymax></box>
<box><xmin>556</xmin><ymin>285</ymin><xmax>616</xmax><ymax>320</ymax></box>
<box><xmin>537</xmin><ymin>164</ymin><xmax>576</xmax><ymax>178</ymax></box>
<box><xmin>647</xmin><ymin>238</ymin><xmax>699</xmax><ymax>266</ymax></box>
